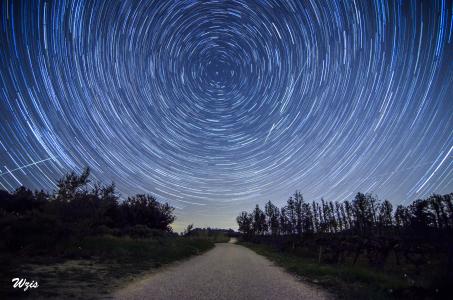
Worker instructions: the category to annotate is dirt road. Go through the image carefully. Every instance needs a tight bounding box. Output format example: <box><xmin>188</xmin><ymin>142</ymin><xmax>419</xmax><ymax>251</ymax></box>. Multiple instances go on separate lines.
<box><xmin>113</xmin><ymin>241</ymin><xmax>331</xmax><ymax>300</ymax></box>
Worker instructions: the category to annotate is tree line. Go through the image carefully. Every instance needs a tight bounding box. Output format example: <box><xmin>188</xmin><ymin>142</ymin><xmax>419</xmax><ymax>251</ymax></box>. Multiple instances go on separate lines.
<box><xmin>237</xmin><ymin>191</ymin><xmax>453</xmax><ymax>237</ymax></box>
<box><xmin>237</xmin><ymin>191</ymin><xmax>453</xmax><ymax>281</ymax></box>
<box><xmin>0</xmin><ymin>168</ymin><xmax>176</xmax><ymax>254</ymax></box>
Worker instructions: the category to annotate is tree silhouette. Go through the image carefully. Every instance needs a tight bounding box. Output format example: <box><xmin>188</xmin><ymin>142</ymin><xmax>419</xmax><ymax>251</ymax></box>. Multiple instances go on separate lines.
<box><xmin>265</xmin><ymin>201</ymin><xmax>280</xmax><ymax>236</ymax></box>
<box><xmin>236</xmin><ymin>211</ymin><xmax>252</xmax><ymax>237</ymax></box>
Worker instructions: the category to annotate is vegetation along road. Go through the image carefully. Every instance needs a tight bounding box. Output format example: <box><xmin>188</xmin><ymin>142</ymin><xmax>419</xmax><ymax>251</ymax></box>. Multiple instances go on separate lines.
<box><xmin>113</xmin><ymin>240</ymin><xmax>331</xmax><ymax>300</ymax></box>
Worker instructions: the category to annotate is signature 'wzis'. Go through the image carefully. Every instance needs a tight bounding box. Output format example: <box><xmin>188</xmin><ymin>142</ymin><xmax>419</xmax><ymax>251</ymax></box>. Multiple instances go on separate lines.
<box><xmin>11</xmin><ymin>278</ymin><xmax>39</xmax><ymax>292</ymax></box>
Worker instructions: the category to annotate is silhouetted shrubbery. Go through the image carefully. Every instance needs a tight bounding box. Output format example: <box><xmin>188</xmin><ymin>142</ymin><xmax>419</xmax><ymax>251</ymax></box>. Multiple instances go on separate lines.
<box><xmin>0</xmin><ymin>167</ymin><xmax>176</xmax><ymax>255</ymax></box>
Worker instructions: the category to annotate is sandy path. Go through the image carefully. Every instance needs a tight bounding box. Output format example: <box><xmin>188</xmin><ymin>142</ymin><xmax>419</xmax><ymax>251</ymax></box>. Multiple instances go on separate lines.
<box><xmin>113</xmin><ymin>241</ymin><xmax>331</xmax><ymax>300</ymax></box>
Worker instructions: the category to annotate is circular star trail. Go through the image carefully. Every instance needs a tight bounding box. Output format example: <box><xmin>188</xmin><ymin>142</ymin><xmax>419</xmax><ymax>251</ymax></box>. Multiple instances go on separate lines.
<box><xmin>1</xmin><ymin>0</ymin><xmax>452</xmax><ymax>228</ymax></box>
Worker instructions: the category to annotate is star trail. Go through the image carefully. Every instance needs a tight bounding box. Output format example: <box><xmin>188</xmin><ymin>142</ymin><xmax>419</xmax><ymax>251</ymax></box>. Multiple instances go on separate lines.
<box><xmin>0</xmin><ymin>0</ymin><xmax>452</xmax><ymax>229</ymax></box>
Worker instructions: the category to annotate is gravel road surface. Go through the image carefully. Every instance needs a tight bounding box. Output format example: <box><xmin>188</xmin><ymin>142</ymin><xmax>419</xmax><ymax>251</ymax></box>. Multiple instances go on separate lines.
<box><xmin>113</xmin><ymin>241</ymin><xmax>331</xmax><ymax>300</ymax></box>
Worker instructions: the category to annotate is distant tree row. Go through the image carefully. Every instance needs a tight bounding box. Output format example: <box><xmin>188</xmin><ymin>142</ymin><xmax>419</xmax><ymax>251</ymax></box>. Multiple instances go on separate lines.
<box><xmin>183</xmin><ymin>226</ymin><xmax>238</xmax><ymax>243</ymax></box>
<box><xmin>237</xmin><ymin>191</ymin><xmax>453</xmax><ymax>237</ymax></box>
<box><xmin>184</xmin><ymin>226</ymin><xmax>237</xmax><ymax>237</ymax></box>
<box><xmin>0</xmin><ymin>168</ymin><xmax>176</xmax><ymax>252</ymax></box>
<box><xmin>237</xmin><ymin>191</ymin><xmax>453</xmax><ymax>283</ymax></box>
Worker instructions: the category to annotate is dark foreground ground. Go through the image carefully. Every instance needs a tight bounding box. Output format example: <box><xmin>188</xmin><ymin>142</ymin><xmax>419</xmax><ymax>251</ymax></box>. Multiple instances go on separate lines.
<box><xmin>0</xmin><ymin>235</ymin><xmax>217</xmax><ymax>299</ymax></box>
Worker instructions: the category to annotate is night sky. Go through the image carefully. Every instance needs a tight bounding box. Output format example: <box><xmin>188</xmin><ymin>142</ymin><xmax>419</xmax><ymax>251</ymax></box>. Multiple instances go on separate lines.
<box><xmin>0</xmin><ymin>0</ymin><xmax>452</xmax><ymax>231</ymax></box>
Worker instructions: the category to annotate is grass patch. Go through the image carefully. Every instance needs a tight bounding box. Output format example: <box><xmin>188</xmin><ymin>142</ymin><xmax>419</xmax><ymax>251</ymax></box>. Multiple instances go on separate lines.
<box><xmin>0</xmin><ymin>235</ymin><xmax>214</xmax><ymax>299</ymax></box>
<box><xmin>239</xmin><ymin>242</ymin><xmax>447</xmax><ymax>299</ymax></box>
